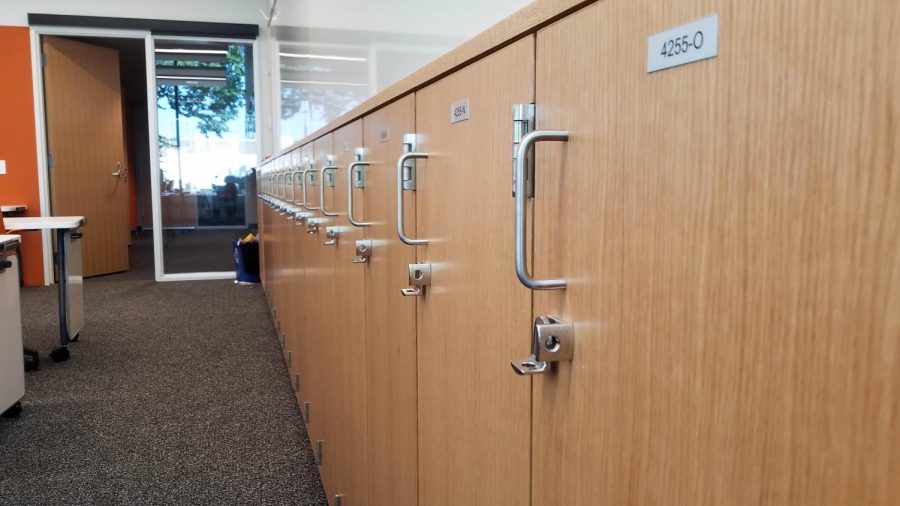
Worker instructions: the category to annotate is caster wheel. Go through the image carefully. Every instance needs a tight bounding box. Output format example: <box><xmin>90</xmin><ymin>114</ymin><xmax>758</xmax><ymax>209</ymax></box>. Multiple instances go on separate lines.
<box><xmin>2</xmin><ymin>402</ymin><xmax>22</xmax><ymax>419</ymax></box>
<box><xmin>50</xmin><ymin>347</ymin><xmax>70</xmax><ymax>362</ymax></box>
<box><xmin>24</xmin><ymin>348</ymin><xmax>40</xmax><ymax>372</ymax></box>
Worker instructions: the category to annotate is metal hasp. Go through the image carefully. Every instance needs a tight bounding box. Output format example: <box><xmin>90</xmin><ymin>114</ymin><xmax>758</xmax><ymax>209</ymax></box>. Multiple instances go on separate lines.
<box><xmin>402</xmin><ymin>263</ymin><xmax>432</xmax><ymax>296</ymax></box>
<box><xmin>307</xmin><ymin>218</ymin><xmax>319</xmax><ymax>234</ymax></box>
<box><xmin>295</xmin><ymin>211</ymin><xmax>312</xmax><ymax>226</ymax></box>
<box><xmin>353</xmin><ymin>240</ymin><xmax>372</xmax><ymax>264</ymax></box>
<box><xmin>397</xmin><ymin>134</ymin><xmax>429</xmax><ymax>245</ymax></box>
<box><xmin>320</xmin><ymin>155</ymin><xmax>339</xmax><ymax>216</ymax></box>
<box><xmin>512</xmin><ymin>104</ymin><xmax>535</xmax><ymax>197</ymax></box>
<box><xmin>348</xmin><ymin>148</ymin><xmax>372</xmax><ymax>227</ymax></box>
<box><xmin>315</xmin><ymin>440</ymin><xmax>324</xmax><ymax>465</ymax></box>
<box><xmin>401</xmin><ymin>133</ymin><xmax>417</xmax><ymax>190</ymax></box>
<box><xmin>511</xmin><ymin>316</ymin><xmax>575</xmax><ymax>375</ymax></box>
<box><xmin>324</xmin><ymin>227</ymin><xmax>339</xmax><ymax>246</ymax></box>
<box><xmin>514</xmin><ymin>129</ymin><xmax>569</xmax><ymax>290</ymax></box>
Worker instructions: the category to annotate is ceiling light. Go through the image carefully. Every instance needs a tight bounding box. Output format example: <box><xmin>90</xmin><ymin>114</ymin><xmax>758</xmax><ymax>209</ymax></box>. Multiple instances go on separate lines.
<box><xmin>156</xmin><ymin>48</ymin><xmax>229</xmax><ymax>55</ymax></box>
<box><xmin>281</xmin><ymin>79</ymin><xmax>366</xmax><ymax>87</ymax></box>
<box><xmin>157</xmin><ymin>76</ymin><xmax>227</xmax><ymax>81</ymax></box>
<box><xmin>279</xmin><ymin>53</ymin><xmax>366</xmax><ymax>62</ymax></box>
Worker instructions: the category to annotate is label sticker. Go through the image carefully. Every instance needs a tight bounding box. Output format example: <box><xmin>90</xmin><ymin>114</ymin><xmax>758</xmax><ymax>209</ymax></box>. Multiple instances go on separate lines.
<box><xmin>647</xmin><ymin>14</ymin><xmax>719</xmax><ymax>73</ymax></box>
<box><xmin>450</xmin><ymin>99</ymin><xmax>470</xmax><ymax>124</ymax></box>
<box><xmin>380</xmin><ymin>128</ymin><xmax>389</xmax><ymax>143</ymax></box>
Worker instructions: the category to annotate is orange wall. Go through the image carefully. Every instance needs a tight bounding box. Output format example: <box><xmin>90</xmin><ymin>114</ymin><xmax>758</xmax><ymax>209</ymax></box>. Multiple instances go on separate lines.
<box><xmin>0</xmin><ymin>26</ymin><xmax>44</xmax><ymax>286</ymax></box>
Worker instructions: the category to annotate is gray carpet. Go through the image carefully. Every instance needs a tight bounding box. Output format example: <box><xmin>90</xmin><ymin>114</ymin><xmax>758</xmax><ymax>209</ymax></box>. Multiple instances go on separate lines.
<box><xmin>0</xmin><ymin>269</ymin><xmax>326</xmax><ymax>503</ymax></box>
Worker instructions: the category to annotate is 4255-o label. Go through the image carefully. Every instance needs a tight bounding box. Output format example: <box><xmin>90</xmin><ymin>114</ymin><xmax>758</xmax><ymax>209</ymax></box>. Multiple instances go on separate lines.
<box><xmin>647</xmin><ymin>14</ymin><xmax>719</xmax><ymax>73</ymax></box>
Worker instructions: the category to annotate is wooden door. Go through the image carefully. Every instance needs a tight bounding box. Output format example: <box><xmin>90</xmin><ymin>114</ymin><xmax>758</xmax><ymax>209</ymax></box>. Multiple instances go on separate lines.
<box><xmin>361</xmin><ymin>96</ymin><xmax>419</xmax><ymax>506</ymax></box>
<box><xmin>532</xmin><ymin>1</ymin><xmax>900</xmax><ymax>504</ymax></box>
<box><xmin>43</xmin><ymin>36</ymin><xmax>129</xmax><ymax>277</ymax></box>
<box><xmin>415</xmin><ymin>38</ymin><xmax>535</xmax><ymax>505</ymax></box>
<box><xmin>322</xmin><ymin>121</ymin><xmax>369</xmax><ymax>506</ymax></box>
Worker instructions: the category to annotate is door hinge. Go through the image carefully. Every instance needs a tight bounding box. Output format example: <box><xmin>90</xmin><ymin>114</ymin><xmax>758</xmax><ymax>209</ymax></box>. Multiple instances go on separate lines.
<box><xmin>41</xmin><ymin>53</ymin><xmax>47</xmax><ymax>68</ymax></box>
<box><xmin>315</xmin><ymin>440</ymin><xmax>324</xmax><ymax>465</ymax></box>
<box><xmin>47</xmin><ymin>153</ymin><xmax>54</xmax><ymax>169</ymax></box>
<box><xmin>302</xmin><ymin>401</ymin><xmax>310</xmax><ymax>423</ymax></box>
<box><xmin>334</xmin><ymin>494</ymin><xmax>344</xmax><ymax>506</ymax></box>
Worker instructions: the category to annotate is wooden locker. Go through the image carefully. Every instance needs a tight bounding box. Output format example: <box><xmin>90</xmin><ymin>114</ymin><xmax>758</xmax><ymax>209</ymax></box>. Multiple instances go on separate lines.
<box><xmin>530</xmin><ymin>1</ymin><xmax>900</xmax><ymax>505</ymax></box>
<box><xmin>414</xmin><ymin>38</ymin><xmax>535</xmax><ymax>505</ymax></box>
<box><xmin>284</xmin><ymin>149</ymin><xmax>303</xmax><ymax>380</ymax></box>
<box><xmin>325</xmin><ymin>120</ymin><xmax>369</xmax><ymax>506</ymax></box>
<box><xmin>361</xmin><ymin>95</ymin><xmax>418</xmax><ymax>506</ymax></box>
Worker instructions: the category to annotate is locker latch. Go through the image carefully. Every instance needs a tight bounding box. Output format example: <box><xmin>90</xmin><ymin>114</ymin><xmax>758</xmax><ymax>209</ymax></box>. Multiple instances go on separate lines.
<box><xmin>307</xmin><ymin>218</ymin><xmax>319</xmax><ymax>234</ymax></box>
<box><xmin>511</xmin><ymin>316</ymin><xmax>575</xmax><ymax>375</ymax></box>
<box><xmin>401</xmin><ymin>133</ymin><xmax>417</xmax><ymax>191</ymax></box>
<box><xmin>324</xmin><ymin>227</ymin><xmax>339</xmax><ymax>246</ymax></box>
<box><xmin>512</xmin><ymin>103</ymin><xmax>535</xmax><ymax>198</ymax></box>
<box><xmin>353</xmin><ymin>240</ymin><xmax>372</xmax><ymax>264</ymax></box>
<box><xmin>401</xmin><ymin>263</ymin><xmax>431</xmax><ymax>296</ymax></box>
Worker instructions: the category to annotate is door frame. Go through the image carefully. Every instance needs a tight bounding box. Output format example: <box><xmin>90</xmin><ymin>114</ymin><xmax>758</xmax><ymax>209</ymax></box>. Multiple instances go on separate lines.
<box><xmin>149</xmin><ymin>35</ymin><xmax>261</xmax><ymax>282</ymax></box>
<box><xmin>29</xmin><ymin>25</ymin><xmax>154</xmax><ymax>285</ymax></box>
<box><xmin>30</xmin><ymin>28</ymin><xmax>261</xmax><ymax>283</ymax></box>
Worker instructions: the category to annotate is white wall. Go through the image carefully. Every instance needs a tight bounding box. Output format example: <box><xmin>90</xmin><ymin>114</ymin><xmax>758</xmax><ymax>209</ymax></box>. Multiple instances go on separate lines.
<box><xmin>0</xmin><ymin>0</ymin><xmax>268</xmax><ymax>27</ymax></box>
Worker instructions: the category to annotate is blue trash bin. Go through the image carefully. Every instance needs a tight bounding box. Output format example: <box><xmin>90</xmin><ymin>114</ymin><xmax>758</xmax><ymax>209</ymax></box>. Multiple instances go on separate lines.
<box><xmin>234</xmin><ymin>238</ymin><xmax>261</xmax><ymax>284</ymax></box>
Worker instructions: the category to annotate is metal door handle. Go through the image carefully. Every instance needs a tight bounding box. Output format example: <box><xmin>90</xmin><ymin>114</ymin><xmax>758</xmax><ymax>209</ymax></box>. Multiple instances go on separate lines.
<box><xmin>397</xmin><ymin>151</ymin><xmax>428</xmax><ymax>245</ymax></box>
<box><xmin>319</xmin><ymin>157</ymin><xmax>338</xmax><ymax>216</ymax></box>
<box><xmin>301</xmin><ymin>159</ymin><xmax>320</xmax><ymax>211</ymax></box>
<box><xmin>514</xmin><ymin>129</ymin><xmax>569</xmax><ymax>290</ymax></box>
<box><xmin>511</xmin><ymin>316</ymin><xmax>575</xmax><ymax>375</ymax></box>
<box><xmin>347</xmin><ymin>156</ymin><xmax>372</xmax><ymax>227</ymax></box>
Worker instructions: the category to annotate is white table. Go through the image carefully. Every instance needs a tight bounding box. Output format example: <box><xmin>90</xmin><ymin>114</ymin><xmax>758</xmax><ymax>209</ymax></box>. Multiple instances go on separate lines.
<box><xmin>1</xmin><ymin>235</ymin><xmax>24</xmax><ymax>417</ymax></box>
<box><xmin>3</xmin><ymin>216</ymin><xmax>86</xmax><ymax>362</ymax></box>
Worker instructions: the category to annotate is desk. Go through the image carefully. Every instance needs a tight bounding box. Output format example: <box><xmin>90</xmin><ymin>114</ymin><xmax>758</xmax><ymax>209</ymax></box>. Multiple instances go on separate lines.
<box><xmin>1</xmin><ymin>205</ymin><xmax>27</xmax><ymax>285</ymax></box>
<box><xmin>1</xmin><ymin>205</ymin><xmax>27</xmax><ymax>215</ymax></box>
<box><xmin>3</xmin><ymin>216</ymin><xmax>85</xmax><ymax>362</ymax></box>
<box><xmin>0</xmin><ymin>235</ymin><xmax>24</xmax><ymax>417</ymax></box>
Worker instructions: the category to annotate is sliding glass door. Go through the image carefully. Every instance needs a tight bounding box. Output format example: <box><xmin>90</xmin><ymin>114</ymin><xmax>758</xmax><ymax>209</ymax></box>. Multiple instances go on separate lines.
<box><xmin>151</xmin><ymin>37</ymin><xmax>258</xmax><ymax>279</ymax></box>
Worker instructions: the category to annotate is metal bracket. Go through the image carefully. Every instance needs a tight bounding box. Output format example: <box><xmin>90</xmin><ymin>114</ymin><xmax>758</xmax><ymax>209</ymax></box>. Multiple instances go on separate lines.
<box><xmin>334</xmin><ymin>495</ymin><xmax>344</xmax><ymax>506</ymax></box>
<box><xmin>352</xmin><ymin>148</ymin><xmax>367</xmax><ymax>188</ymax></box>
<box><xmin>353</xmin><ymin>240</ymin><xmax>372</xmax><ymax>264</ymax></box>
<box><xmin>402</xmin><ymin>133</ymin><xmax>417</xmax><ymax>191</ymax></box>
<box><xmin>315</xmin><ymin>440</ymin><xmax>324</xmax><ymax>465</ymax></box>
<box><xmin>511</xmin><ymin>316</ymin><xmax>575</xmax><ymax>375</ymax></box>
<box><xmin>324</xmin><ymin>154</ymin><xmax>336</xmax><ymax>187</ymax></box>
<box><xmin>324</xmin><ymin>227</ymin><xmax>338</xmax><ymax>246</ymax></box>
<box><xmin>512</xmin><ymin>103</ymin><xmax>535</xmax><ymax>198</ymax></box>
<box><xmin>401</xmin><ymin>263</ymin><xmax>432</xmax><ymax>296</ymax></box>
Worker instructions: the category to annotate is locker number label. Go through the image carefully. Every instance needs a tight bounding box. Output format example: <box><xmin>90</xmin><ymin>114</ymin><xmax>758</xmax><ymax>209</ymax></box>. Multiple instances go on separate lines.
<box><xmin>647</xmin><ymin>14</ymin><xmax>718</xmax><ymax>73</ymax></box>
<box><xmin>450</xmin><ymin>98</ymin><xmax>470</xmax><ymax>124</ymax></box>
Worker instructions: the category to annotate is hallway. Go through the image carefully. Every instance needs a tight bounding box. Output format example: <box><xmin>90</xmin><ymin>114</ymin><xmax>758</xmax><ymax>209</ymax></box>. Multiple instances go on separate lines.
<box><xmin>0</xmin><ymin>272</ymin><xmax>326</xmax><ymax>504</ymax></box>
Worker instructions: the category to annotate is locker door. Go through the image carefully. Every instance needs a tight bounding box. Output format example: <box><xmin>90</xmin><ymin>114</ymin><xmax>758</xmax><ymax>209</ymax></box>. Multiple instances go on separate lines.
<box><xmin>530</xmin><ymin>1</ymin><xmax>900</xmax><ymax>504</ymax></box>
<box><xmin>414</xmin><ymin>38</ymin><xmax>534</xmax><ymax>505</ymax></box>
<box><xmin>324</xmin><ymin>121</ymin><xmax>369</xmax><ymax>506</ymax></box>
<box><xmin>312</xmin><ymin>134</ymin><xmax>340</xmax><ymax>499</ymax></box>
<box><xmin>361</xmin><ymin>95</ymin><xmax>418</xmax><ymax>506</ymax></box>
<box><xmin>285</xmin><ymin>149</ymin><xmax>303</xmax><ymax>383</ymax></box>
<box><xmin>297</xmin><ymin>141</ymin><xmax>328</xmax><ymax>449</ymax></box>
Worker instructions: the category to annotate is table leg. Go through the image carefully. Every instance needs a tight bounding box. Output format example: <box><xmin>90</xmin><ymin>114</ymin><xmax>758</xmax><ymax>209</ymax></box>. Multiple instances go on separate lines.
<box><xmin>50</xmin><ymin>228</ymin><xmax>70</xmax><ymax>362</ymax></box>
